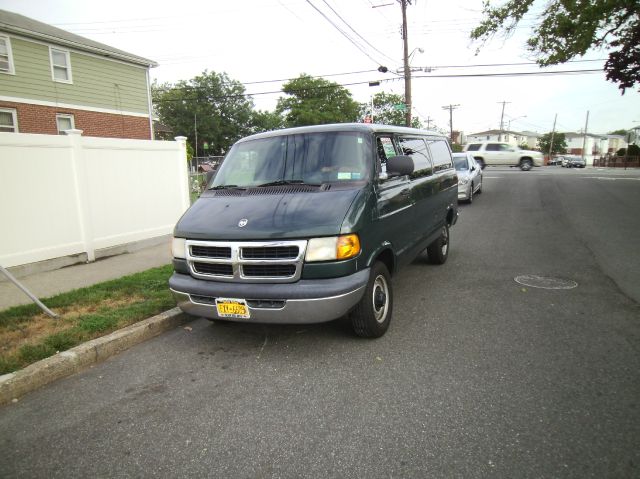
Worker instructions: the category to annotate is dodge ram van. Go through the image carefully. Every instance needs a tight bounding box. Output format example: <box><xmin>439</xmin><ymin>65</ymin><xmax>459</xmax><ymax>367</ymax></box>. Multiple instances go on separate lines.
<box><xmin>170</xmin><ymin>123</ymin><xmax>458</xmax><ymax>337</ymax></box>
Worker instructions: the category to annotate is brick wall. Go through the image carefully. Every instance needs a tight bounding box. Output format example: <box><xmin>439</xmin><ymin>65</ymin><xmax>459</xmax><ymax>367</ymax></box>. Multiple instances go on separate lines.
<box><xmin>0</xmin><ymin>101</ymin><xmax>151</xmax><ymax>139</ymax></box>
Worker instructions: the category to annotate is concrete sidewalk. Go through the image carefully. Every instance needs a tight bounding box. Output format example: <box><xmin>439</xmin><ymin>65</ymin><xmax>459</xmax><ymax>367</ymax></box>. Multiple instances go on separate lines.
<box><xmin>0</xmin><ymin>240</ymin><xmax>173</xmax><ymax>311</ymax></box>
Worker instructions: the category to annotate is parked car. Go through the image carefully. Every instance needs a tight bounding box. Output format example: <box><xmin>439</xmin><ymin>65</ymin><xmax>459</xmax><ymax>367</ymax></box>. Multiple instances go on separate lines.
<box><xmin>558</xmin><ymin>155</ymin><xmax>582</xmax><ymax>167</ymax></box>
<box><xmin>464</xmin><ymin>142</ymin><xmax>543</xmax><ymax>170</ymax></box>
<box><xmin>566</xmin><ymin>156</ymin><xmax>586</xmax><ymax>168</ymax></box>
<box><xmin>169</xmin><ymin>124</ymin><xmax>458</xmax><ymax>338</ymax></box>
<box><xmin>452</xmin><ymin>152</ymin><xmax>482</xmax><ymax>203</ymax></box>
<box><xmin>548</xmin><ymin>156</ymin><xmax>563</xmax><ymax>166</ymax></box>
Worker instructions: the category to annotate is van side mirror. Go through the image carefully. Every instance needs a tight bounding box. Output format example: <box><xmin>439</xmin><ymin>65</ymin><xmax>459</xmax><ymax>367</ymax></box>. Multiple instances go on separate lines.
<box><xmin>386</xmin><ymin>155</ymin><xmax>414</xmax><ymax>177</ymax></box>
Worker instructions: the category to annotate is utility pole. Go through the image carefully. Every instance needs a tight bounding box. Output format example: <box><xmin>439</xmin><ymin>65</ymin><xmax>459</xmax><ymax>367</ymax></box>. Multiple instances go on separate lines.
<box><xmin>401</xmin><ymin>0</ymin><xmax>411</xmax><ymax>127</ymax></box>
<box><xmin>194</xmin><ymin>112</ymin><xmax>198</xmax><ymax>161</ymax></box>
<box><xmin>498</xmin><ymin>101</ymin><xmax>510</xmax><ymax>141</ymax></box>
<box><xmin>548</xmin><ymin>113</ymin><xmax>557</xmax><ymax>163</ymax></box>
<box><xmin>581</xmin><ymin>110</ymin><xmax>590</xmax><ymax>162</ymax></box>
<box><xmin>442</xmin><ymin>104</ymin><xmax>460</xmax><ymax>143</ymax></box>
<box><xmin>425</xmin><ymin>116</ymin><xmax>433</xmax><ymax>130</ymax></box>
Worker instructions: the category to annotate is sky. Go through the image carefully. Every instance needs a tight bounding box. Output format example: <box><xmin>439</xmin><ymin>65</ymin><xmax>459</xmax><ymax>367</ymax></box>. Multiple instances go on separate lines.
<box><xmin>2</xmin><ymin>0</ymin><xmax>638</xmax><ymax>136</ymax></box>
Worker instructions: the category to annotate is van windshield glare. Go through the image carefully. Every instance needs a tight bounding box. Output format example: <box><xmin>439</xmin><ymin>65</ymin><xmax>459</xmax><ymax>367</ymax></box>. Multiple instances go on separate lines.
<box><xmin>211</xmin><ymin>132</ymin><xmax>370</xmax><ymax>189</ymax></box>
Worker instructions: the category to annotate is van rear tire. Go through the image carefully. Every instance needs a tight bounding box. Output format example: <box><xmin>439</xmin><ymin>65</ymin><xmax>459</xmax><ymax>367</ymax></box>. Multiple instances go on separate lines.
<box><xmin>350</xmin><ymin>261</ymin><xmax>392</xmax><ymax>338</ymax></box>
<box><xmin>427</xmin><ymin>225</ymin><xmax>450</xmax><ymax>265</ymax></box>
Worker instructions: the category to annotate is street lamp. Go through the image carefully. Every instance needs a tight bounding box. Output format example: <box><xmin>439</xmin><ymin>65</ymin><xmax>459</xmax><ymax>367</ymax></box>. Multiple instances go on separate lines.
<box><xmin>507</xmin><ymin>115</ymin><xmax>527</xmax><ymax>130</ymax></box>
<box><xmin>408</xmin><ymin>47</ymin><xmax>424</xmax><ymax>63</ymax></box>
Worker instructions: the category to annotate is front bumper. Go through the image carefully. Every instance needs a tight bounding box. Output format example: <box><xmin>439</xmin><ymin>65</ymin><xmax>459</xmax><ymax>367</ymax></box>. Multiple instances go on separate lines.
<box><xmin>169</xmin><ymin>269</ymin><xmax>369</xmax><ymax>324</ymax></box>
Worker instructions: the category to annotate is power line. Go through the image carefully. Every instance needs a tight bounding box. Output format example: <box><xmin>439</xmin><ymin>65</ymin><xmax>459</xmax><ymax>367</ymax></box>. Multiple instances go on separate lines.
<box><xmin>152</xmin><ymin>68</ymin><xmax>383</xmax><ymax>92</ymax></box>
<box><xmin>320</xmin><ymin>0</ymin><xmax>396</xmax><ymax>63</ymax></box>
<box><xmin>153</xmin><ymin>68</ymin><xmax>605</xmax><ymax>103</ymax></box>
<box><xmin>304</xmin><ymin>0</ymin><xmax>385</xmax><ymax>66</ymax></box>
<box><xmin>410</xmin><ymin>69</ymin><xmax>603</xmax><ymax>80</ymax></box>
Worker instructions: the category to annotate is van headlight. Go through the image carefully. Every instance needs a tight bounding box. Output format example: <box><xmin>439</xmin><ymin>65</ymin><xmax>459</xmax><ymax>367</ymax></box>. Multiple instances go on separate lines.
<box><xmin>172</xmin><ymin>237</ymin><xmax>186</xmax><ymax>259</ymax></box>
<box><xmin>458</xmin><ymin>178</ymin><xmax>469</xmax><ymax>185</ymax></box>
<box><xmin>305</xmin><ymin>234</ymin><xmax>361</xmax><ymax>262</ymax></box>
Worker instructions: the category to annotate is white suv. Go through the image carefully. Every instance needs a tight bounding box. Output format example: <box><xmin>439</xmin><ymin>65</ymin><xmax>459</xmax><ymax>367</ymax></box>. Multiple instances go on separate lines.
<box><xmin>464</xmin><ymin>142</ymin><xmax>543</xmax><ymax>171</ymax></box>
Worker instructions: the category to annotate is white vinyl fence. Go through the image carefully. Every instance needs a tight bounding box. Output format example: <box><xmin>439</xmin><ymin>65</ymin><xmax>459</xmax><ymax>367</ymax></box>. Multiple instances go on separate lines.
<box><xmin>0</xmin><ymin>130</ymin><xmax>190</xmax><ymax>269</ymax></box>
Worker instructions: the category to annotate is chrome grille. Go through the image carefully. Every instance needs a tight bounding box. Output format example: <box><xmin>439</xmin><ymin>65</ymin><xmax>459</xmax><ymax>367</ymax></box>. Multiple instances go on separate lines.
<box><xmin>242</xmin><ymin>264</ymin><xmax>296</xmax><ymax>277</ymax></box>
<box><xmin>241</xmin><ymin>246</ymin><xmax>299</xmax><ymax>259</ymax></box>
<box><xmin>186</xmin><ymin>240</ymin><xmax>308</xmax><ymax>283</ymax></box>
<box><xmin>192</xmin><ymin>262</ymin><xmax>233</xmax><ymax>276</ymax></box>
<box><xmin>191</xmin><ymin>245</ymin><xmax>231</xmax><ymax>258</ymax></box>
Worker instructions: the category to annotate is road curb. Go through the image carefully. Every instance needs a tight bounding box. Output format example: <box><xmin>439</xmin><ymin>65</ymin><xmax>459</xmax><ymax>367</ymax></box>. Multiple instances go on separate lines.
<box><xmin>0</xmin><ymin>307</ymin><xmax>190</xmax><ymax>406</ymax></box>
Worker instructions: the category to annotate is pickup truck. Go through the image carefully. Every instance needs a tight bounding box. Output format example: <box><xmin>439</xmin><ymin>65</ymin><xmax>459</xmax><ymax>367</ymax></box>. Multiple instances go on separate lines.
<box><xmin>464</xmin><ymin>142</ymin><xmax>544</xmax><ymax>171</ymax></box>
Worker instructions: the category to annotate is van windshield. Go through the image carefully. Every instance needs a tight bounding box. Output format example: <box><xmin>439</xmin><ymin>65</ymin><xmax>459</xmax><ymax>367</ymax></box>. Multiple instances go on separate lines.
<box><xmin>211</xmin><ymin>132</ymin><xmax>370</xmax><ymax>188</ymax></box>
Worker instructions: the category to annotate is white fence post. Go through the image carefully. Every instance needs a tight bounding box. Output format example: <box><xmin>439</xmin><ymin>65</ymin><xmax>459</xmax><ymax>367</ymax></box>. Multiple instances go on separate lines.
<box><xmin>175</xmin><ymin>136</ymin><xmax>191</xmax><ymax>210</ymax></box>
<box><xmin>66</xmin><ymin>129</ymin><xmax>95</xmax><ymax>262</ymax></box>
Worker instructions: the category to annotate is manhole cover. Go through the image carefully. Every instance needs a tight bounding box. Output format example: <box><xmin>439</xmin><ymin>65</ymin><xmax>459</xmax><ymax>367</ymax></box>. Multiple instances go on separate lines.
<box><xmin>514</xmin><ymin>275</ymin><xmax>578</xmax><ymax>290</ymax></box>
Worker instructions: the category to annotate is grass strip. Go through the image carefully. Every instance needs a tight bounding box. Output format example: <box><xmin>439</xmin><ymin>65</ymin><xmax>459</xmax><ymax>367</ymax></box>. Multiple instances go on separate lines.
<box><xmin>0</xmin><ymin>265</ymin><xmax>176</xmax><ymax>375</ymax></box>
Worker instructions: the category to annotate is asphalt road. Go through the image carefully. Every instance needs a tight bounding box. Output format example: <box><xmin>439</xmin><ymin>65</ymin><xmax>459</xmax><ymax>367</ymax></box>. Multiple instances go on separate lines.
<box><xmin>1</xmin><ymin>166</ymin><xmax>639</xmax><ymax>478</ymax></box>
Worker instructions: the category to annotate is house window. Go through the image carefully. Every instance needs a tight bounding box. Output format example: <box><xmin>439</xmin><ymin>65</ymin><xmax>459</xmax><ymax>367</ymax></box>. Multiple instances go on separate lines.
<box><xmin>0</xmin><ymin>35</ymin><xmax>15</xmax><ymax>74</ymax></box>
<box><xmin>56</xmin><ymin>114</ymin><xmax>75</xmax><ymax>134</ymax></box>
<box><xmin>50</xmin><ymin>47</ymin><xmax>72</xmax><ymax>83</ymax></box>
<box><xmin>0</xmin><ymin>108</ymin><xmax>18</xmax><ymax>132</ymax></box>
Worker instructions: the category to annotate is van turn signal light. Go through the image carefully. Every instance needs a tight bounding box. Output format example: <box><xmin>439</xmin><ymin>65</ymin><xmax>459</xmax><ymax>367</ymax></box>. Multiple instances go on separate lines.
<box><xmin>336</xmin><ymin>234</ymin><xmax>360</xmax><ymax>260</ymax></box>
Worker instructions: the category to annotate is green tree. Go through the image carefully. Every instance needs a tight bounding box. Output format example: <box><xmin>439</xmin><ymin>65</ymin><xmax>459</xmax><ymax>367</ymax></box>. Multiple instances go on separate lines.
<box><xmin>276</xmin><ymin>74</ymin><xmax>361</xmax><ymax>127</ymax></box>
<box><xmin>538</xmin><ymin>132</ymin><xmax>567</xmax><ymax>155</ymax></box>
<box><xmin>608</xmin><ymin>129</ymin><xmax>628</xmax><ymax>135</ymax></box>
<box><xmin>249</xmin><ymin>109</ymin><xmax>284</xmax><ymax>135</ymax></box>
<box><xmin>367</xmin><ymin>92</ymin><xmax>423</xmax><ymax>128</ymax></box>
<box><xmin>152</xmin><ymin>71</ymin><xmax>254</xmax><ymax>155</ymax></box>
<box><xmin>470</xmin><ymin>0</ymin><xmax>640</xmax><ymax>93</ymax></box>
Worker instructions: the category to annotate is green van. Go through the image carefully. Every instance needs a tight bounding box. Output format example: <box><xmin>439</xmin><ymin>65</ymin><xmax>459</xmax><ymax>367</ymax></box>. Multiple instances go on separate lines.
<box><xmin>170</xmin><ymin>123</ymin><xmax>458</xmax><ymax>337</ymax></box>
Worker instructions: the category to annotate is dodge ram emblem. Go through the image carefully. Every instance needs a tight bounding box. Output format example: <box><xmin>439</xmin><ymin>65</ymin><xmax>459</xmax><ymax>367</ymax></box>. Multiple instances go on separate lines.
<box><xmin>238</xmin><ymin>218</ymin><xmax>248</xmax><ymax>228</ymax></box>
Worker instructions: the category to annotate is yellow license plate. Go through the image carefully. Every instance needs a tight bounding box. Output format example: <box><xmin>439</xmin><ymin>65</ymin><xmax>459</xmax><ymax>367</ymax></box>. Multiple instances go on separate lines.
<box><xmin>215</xmin><ymin>298</ymin><xmax>250</xmax><ymax>319</ymax></box>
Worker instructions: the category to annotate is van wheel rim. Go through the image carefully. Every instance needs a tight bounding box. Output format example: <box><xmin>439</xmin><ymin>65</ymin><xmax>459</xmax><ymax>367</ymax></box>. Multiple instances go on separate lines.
<box><xmin>441</xmin><ymin>227</ymin><xmax>449</xmax><ymax>256</ymax></box>
<box><xmin>372</xmin><ymin>275</ymin><xmax>389</xmax><ymax>323</ymax></box>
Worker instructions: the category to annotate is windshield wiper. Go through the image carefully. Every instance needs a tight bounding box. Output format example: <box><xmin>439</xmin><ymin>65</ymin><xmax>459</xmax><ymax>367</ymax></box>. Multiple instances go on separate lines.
<box><xmin>256</xmin><ymin>180</ymin><xmax>321</xmax><ymax>187</ymax></box>
<box><xmin>209</xmin><ymin>184</ymin><xmax>245</xmax><ymax>190</ymax></box>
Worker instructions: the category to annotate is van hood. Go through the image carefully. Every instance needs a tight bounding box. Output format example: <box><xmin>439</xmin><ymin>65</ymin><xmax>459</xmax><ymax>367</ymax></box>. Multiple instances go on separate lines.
<box><xmin>174</xmin><ymin>188</ymin><xmax>362</xmax><ymax>240</ymax></box>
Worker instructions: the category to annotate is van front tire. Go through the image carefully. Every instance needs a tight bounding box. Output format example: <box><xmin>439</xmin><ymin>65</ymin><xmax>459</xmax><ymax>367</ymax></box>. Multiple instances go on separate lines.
<box><xmin>427</xmin><ymin>225</ymin><xmax>450</xmax><ymax>265</ymax></box>
<box><xmin>350</xmin><ymin>261</ymin><xmax>393</xmax><ymax>338</ymax></box>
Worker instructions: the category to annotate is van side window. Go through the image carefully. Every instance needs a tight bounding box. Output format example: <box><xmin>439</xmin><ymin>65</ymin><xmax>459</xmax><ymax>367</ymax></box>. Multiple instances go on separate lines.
<box><xmin>398</xmin><ymin>137</ymin><xmax>432</xmax><ymax>178</ymax></box>
<box><xmin>376</xmin><ymin>135</ymin><xmax>397</xmax><ymax>179</ymax></box>
<box><xmin>426</xmin><ymin>139</ymin><xmax>453</xmax><ymax>173</ymax></box>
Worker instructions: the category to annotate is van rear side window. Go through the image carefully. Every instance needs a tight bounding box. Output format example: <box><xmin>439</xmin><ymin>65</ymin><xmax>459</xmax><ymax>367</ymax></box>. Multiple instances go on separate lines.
<box><xmin>466</xmin><ymin>144</ymin><xmax>481</xmax><ymax>151</ymax></box>
<box><xmin>427</xmin><ymin>139</ymin><xmax>453</xmax><ymax>173</ymax></box>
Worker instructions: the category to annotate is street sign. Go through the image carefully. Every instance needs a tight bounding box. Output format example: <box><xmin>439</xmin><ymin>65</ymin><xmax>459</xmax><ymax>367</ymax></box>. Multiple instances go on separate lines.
<box><xmin>393</xmin><ymin>103</ymin><xmax>407</xmax><ymax>112</ymax></box>
<box><xmin>203</xmin><ymin>142</ymin><xmax>209</xmax><ymax>150</ymax></box>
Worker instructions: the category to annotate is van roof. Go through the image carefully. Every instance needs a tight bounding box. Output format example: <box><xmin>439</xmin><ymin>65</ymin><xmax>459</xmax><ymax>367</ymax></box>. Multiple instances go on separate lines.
<box><xmin>238</xmin><ymin>123</ymin><xmax>446</xmax><ymax>143</ymax></box>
